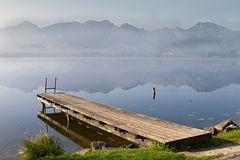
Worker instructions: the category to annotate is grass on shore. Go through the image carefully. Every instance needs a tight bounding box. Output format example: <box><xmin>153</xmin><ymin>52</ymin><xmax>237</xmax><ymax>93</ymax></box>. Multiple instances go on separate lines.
<box><xmin>216</xmin><ymin>129</ymin><xmax>240</xmax><ymax>143</ymax></box>
<box><xmin>19</xmin><ymin>130</ymin><xmax>240</xmax><ymax>160</ymax></box>
<box><xmin>179</xmin><ymin>130</ymin><xmax>240</xmax><ymax>151</ymax></box>
<box><xmin>40</xmin><ymin>147</ymin><xmax>214</xmax><ymax>160</ymax></box>
<box><xmin>18</xmin><ymin>132</ymin><xmax>64</xmax><ymax>160</ymax></box>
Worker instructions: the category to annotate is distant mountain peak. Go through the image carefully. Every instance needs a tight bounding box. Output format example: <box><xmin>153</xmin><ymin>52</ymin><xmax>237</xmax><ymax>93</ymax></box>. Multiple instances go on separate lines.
<box><xmin>19</xmin><ymin>21</ymin><xmax>33</xmax><ymax>25</ymax></box>
<box><xmin>85</xmin><ymin>20</ymin><xmax>115</xmax><ymax>27</ymax></box>
<box><xmin>120</xmin><ymin>23</ymin><xmax>144</xmax><ymax>32</ymax></box>
<box><xmin>188</xmin><ymin>21</ymin><xmax>229</xmax><ymax>32</ymax></box>
<box><xmin>54</xmin><ymin>21</ymin><xmax>81</xmax><ymax>25</ymax></box>
<box><xmin>42</xmin><ymin>21</ymin><xmax>82</xmax><ymax>30</ymax></box>
<box><xmin>17</xmin><ymin>21</ymin><xmax>39</xmax><ymax>28</ymax></box>
<box><xmin>3</xmin><ymin>21</ymin><xmax>39</xmax><ymax>31</ymax></box>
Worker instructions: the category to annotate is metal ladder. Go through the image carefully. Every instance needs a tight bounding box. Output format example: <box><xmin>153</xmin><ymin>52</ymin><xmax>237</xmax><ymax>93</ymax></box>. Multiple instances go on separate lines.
<box><xmin>44</xmin><ymin>77</ymin><xmax>57</xmax><ymax>93</ymax></box>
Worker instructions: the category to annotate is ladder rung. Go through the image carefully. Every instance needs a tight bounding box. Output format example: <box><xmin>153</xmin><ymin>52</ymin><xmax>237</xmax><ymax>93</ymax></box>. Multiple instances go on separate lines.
<box><xmin>46</xmin><ymin>88</ymin><xmax>56</xmax><ymax>90</ymax></box>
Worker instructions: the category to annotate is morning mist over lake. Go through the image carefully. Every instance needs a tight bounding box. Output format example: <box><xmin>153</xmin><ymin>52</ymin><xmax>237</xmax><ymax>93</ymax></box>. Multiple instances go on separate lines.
<box><xmin>1</xmin><ymin>0</ymin><xmax>240</xmax><ymax>159</ymax></box>
<box><xmin>0</xmin><ymin>21</ymin><xmax>240</xmax><ymax>58</ymax></box>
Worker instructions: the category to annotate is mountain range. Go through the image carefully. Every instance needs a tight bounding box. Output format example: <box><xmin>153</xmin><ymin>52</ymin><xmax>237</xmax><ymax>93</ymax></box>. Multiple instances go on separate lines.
<box><xmin>0</xmin><ymin>20</ymin><xmax>239</xmax><ymax>57</ymax></box>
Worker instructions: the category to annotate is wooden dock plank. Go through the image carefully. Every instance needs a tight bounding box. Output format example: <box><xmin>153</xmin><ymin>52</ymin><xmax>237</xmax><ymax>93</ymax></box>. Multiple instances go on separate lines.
<box><xmin>69</xmin><ymin>104</ymin><xmax>192</xmax><ymax>140</ymax></box>
<box><xmin>44</xmin><ymin>93</ymin><xmax>199</xmax><ymax>133</ymax></box>
<box><xmin>51</xmin><ymin>93</ymin><xmax>205</xmax><ymax>133</ymax></box>
<box><xmin>41</xmin><ymin>93</ymin><xmax>205</xmax><ymax>136</ymax></box>
<box><xmin>37</xmin><ymin>92</ymin><xmax>212</xmax><ymax>145</ymax></box>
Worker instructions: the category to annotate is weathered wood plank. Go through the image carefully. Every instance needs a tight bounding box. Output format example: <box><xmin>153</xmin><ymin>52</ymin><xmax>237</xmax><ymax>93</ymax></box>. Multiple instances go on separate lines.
<box><xmin>37</xmin><ymin>92</ymin><xmax>212</xmax><ymax>145</ymax></box>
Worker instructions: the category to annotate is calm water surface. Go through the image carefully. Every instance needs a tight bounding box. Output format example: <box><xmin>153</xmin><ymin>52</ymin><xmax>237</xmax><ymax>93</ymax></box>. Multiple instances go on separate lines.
<box><xmin>1</xmin><ymin>58</ymin><xmax>240</xmax><ymax>159</ymax></box>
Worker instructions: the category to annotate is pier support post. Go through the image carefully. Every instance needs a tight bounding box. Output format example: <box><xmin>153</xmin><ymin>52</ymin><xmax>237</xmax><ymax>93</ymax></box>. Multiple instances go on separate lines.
<box><xmin>66</xmin><ymin>111</ymin><xmax>70</xmax><ymax>129</ymax></box>
<box><xmin>41</xmin><ymin>102</ymin><xmax>46</xmax><ymax>114</ymax></box>
<box><xmin>45</xmin><ymin>124</ymin><xmax>49</xmax><ymax>133</ymax></box>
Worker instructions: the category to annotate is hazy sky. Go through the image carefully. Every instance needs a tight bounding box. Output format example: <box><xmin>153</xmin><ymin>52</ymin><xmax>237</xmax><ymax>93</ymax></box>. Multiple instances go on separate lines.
<box><xmin>0</xmin><ymin>0</ymin><xmax>240</xmax><ymax>30</ymax></box>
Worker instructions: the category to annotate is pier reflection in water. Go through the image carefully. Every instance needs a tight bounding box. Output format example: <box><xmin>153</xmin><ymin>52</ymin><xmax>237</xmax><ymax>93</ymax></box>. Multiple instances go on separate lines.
<box><xmin>38</xmin><ymin>112</ymin><xmax>132</xmax><ymax>148</ymax></box>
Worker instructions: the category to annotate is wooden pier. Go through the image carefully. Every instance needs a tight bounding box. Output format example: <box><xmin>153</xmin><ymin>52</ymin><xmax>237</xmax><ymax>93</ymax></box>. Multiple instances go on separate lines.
<box><xmin>37</xmin><ymin>92</ymin><xmax>212</xmax><ymax>146</ymax></box>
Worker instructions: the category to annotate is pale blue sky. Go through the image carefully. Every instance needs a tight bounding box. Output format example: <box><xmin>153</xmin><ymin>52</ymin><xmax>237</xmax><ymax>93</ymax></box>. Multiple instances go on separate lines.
<box><xmin>0</xmin><ymin>0</ymin><xmax>240</xmax><ymax>30</ymax></box>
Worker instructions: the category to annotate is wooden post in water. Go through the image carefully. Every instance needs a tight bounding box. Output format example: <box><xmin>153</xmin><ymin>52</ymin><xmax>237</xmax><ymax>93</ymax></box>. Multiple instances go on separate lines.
<box><xmin>152</xmin><ymin>87</ymin><xmax>156</xmax><ymax>100</ymax></box>
<box><xmin>44</xmin><ymin>77</ymin><xmax>47</xmax><ymax>93</ymax></box>
<box><xmin>54</xmin><ymin>77</ymin><xmax>57</xmax><ymax>93</ymax></box>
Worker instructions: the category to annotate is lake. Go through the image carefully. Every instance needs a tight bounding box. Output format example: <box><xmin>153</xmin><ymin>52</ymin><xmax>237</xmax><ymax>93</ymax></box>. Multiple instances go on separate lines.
<box><xmin>1</xmin><ymin>57</ymin><xmax>240</xmax><ymax>159</ymax></box>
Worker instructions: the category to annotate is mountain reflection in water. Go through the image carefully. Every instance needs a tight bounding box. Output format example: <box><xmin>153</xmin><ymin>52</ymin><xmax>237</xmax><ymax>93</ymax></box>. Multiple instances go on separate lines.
<box><xmin>0</xmin><ymin>58</ymin><xmax>240</xmax><ymax>93</ymax></box>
